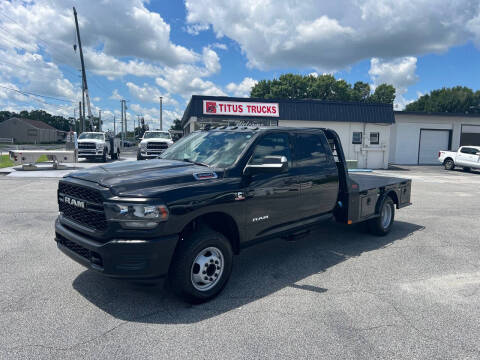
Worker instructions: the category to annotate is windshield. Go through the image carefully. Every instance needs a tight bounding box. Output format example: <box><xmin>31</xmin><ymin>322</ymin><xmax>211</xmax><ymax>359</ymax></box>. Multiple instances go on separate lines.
<box><xmin>143</xmin><ymin>132</ymin><xmax>171</xmax><ymax>139</ymax></box>
<box><xmin>78</xmin><ymin>133</ymin><xmax>104</xmax><ymax>140</ymax></box>
<box><xmin>160</xmin><ymin>131</ymin><xmax>254</xmax><ymax>168</ymax></box>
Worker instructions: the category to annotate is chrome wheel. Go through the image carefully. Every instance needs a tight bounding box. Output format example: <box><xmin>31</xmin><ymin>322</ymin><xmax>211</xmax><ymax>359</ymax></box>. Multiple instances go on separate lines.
<box><xmin>381</xmin><ymin>202</ymin><xmax>393</xmax><ymax>229</ymax></box>
<box><xmin>190</xmin><ymin>247</ymin><xmax>224</xmax><ymax>291</ymax></box>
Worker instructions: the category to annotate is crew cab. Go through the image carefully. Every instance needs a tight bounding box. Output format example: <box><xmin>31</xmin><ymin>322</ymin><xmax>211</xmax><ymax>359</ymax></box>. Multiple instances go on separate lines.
<box><xmin>55</xmin><ymin>127</ymin><xmax>412</xmax><ymax>303</ymax></box>
<box><xmin>137</xmin><ymin>131</ymin><xmax>174</xmax><ymax>160</ymax></box>
<box><xmin>78</xmin><ymin>132</ymin><xmax>120</xmax><ymax>162</ymax></box>
<box><xmin>438</xmin><ymin>146</ymin><xmax>480</xmax><ymax>171</ymax></box>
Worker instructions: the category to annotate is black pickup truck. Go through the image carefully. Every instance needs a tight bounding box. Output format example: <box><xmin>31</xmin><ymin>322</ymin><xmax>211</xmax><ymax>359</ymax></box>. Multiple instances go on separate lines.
<box><xmin>55</xmin><ymin>127</ymin><xmax>411</xmax><ymax>302</ymax></box>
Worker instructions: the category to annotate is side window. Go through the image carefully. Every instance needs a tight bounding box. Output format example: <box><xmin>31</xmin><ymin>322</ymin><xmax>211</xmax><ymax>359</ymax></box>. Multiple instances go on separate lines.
<box><xmin>370</xmin><ymin>132</ymin><xmax>380</xmax><ymax>145</ymax></box>
<box><xmin>294</xmin><ymin>133</ymin><xmax>328</xmax><ymax>168</ymax></box>
<box><xmin>249</xmin><ymin>133</ymin><xmax>291</xmax><ymax>165</ymax></box>
<box><xmin>461</xmin><ymin>147</ymin><xmax>473</xmax><ymax>154</ymax></box>
<box><xmin>352</xmin><ymin>132</ymin><xmax>362</xmax><ymax>144</ymax></box>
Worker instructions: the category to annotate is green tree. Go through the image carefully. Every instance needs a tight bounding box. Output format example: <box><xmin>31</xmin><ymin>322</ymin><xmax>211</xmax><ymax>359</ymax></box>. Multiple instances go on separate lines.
<box><xmin>250</xmin><ymin>73</ymin><xmax>396</xmax><ymax>104</ymax></box>
<box><xmin>352</xmin><ymin>81</ymin><xmax>371</xmax><ymax>101</ymax></box>
<box><xmin>170</xmin><ymin>118</ymin><xmax>183</xmax><ymax>131</ymax></box>
<box><xmin>370</xmin><ymin>84</ymin><xmax>396</xmax><ymax>105</ymax></box>
<box><xmin>406</xmin><ymin>86</ymin><xmax>480</xmax><ymax>113</ymax></box>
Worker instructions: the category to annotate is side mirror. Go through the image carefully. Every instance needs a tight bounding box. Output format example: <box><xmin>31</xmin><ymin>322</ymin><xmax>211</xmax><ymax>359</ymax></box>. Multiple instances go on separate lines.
<box><xmin>244</xmin><ymin>155</ymin><xmax>288</xmax><ymax>175</ymax></box>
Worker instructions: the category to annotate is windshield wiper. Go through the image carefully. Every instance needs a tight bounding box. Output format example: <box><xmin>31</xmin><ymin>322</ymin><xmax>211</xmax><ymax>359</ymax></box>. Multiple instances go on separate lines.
<box><xmin>182</xmin><ymin>158</ymin><xmax>210</xmax><ymax>167</ymax></box>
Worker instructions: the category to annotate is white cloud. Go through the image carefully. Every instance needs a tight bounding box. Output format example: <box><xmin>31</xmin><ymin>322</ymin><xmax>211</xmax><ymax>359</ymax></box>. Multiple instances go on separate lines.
<box><xmin>185</xmin><ymin>23</ymin><xmax>210</xmax><ymax>35</ymax></box>
<box><xmin>186</xmin><ymin>0</ymin><xmax>480</xmax><ymax>71</ymax></box>
<box><xmin>155</xmin><ymin>47</ymin><xmax>225</xmax><ymax>100</ymax></box>
<box><xmin>369</xmin><ymin>57</ymin><xmax>419</xmax><ymax>110</ymax></box>
<box><xmin>129</xmin><ymin>103</ymin><xmax>181</xmax><ymax>130</ymax></box>
<box><xmin>109</xmin><ymin>89</ymin><xmax>123</xmax><ymax>101</ymax></box>
<box><xmin>126</xmin><ymin>82</ymin><xmax>178</xmax><ymax>106</ymax></box>
<box><xmin>0</xmin><ymin>50</ymin><xmax>77</xmax><ymax>101</ymax></box>
<box><xmin>226</xmin><ymin>77</ymin><xmax>257</xmax><ymax>97</ymax></box>
<box><xmin>212</xmin><ymin>43</ymin><xmax>228</xmax><ymax>50</ymax></box>
<box><xmin>0</xmin><ymin>0</ymin><xmax>198</xmax><ymax>67</ymax></box>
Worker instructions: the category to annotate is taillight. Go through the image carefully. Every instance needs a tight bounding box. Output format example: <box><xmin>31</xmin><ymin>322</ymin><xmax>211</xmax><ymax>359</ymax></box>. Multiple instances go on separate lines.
<box><xmin>438</xmin><ymin>151</ymin><xmax>441</xmax><ymax>157</ymax></box>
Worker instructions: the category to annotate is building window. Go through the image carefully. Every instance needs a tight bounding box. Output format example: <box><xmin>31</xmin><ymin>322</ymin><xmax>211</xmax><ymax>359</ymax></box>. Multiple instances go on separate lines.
<box><xmin>352</xmin><ymin>132</ymin><xmax>362</xmax><ymax>144</ymax></box>
<box><xmin>370</xmin><ymin>132</ymin><xmax>380</xmax><ymax>145</ymax></box>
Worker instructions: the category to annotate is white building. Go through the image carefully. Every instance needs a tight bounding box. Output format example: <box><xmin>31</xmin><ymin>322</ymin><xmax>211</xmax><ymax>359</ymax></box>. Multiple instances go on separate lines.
<box><xmin>390</xmin><ymin>112</ymin><xmax>480</xmax><ymax>165</ymax></box>
<box><xmin>182</xmin><ymin>95</ymin><xmax>395</xmax><ymax>169</ymax></box>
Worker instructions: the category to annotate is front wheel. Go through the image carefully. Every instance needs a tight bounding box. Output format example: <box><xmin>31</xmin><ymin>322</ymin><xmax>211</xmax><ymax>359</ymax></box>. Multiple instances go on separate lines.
<box><xmin>101</xmin><ymin>149</ymin><xmax>107</xmax><ymax>162</ymax></box>
<box><xmin>168</xmin><ymin>227</ymin><xmax>233</xmax><ymax>303</ymax></box>
<box><xmin>368</xmin><ymin>197</ymin><xmax>395</xmax><ymax>236</ymax></box>
<box><xmin>444</xmin><ymin>159</ymin><xmax>455</xmax><ymax>170</ymax></box>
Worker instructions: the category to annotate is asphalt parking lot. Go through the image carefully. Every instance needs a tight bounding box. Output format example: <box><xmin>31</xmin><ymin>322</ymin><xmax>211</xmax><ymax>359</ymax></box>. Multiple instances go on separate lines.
<box><xmin>1</xmin><ymin>166</ymin><xmax>480</xmax><ymax>359</ymax></box>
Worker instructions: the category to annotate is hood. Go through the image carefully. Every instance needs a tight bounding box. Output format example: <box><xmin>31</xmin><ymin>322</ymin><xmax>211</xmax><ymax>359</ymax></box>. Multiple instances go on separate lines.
<box><xmin>67</xmin><ymin>159</ymin><xmax>219</xmax><ymax>197</ymax></box>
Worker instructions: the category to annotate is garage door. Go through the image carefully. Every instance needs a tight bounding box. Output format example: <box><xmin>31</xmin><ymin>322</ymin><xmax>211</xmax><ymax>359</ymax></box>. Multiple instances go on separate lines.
<box><xmin>460</xmin><ymin>125</ymin><xmax>480</xmax><ymax>146</ymax></box>
<box><xmin>418</xmin><ymin>129</ymin><xmax>450</xmax><ymax>164</ymax></box>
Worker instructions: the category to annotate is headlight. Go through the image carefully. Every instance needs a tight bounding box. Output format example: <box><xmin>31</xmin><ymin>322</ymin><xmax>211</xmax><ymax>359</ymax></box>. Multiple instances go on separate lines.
<box><xmin>96</xmin><ymin>143</ymin><xmax>103</xmax><ymax>149</ymax></box>
<box><xmin>140</xmin><ymin>143</ymin><xmax>147</xmax><ymax>150</ymax></box>
<box><xmin>104</xmin><ymin>202</ymin><xmax>169</xmax><ymax>229</ymax></box>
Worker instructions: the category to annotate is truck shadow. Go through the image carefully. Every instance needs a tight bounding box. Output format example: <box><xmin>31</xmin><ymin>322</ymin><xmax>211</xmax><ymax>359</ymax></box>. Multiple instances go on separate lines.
<box><xmin>72</xmin><ymin>220</ymin><xmax>424</xmax><ymax>324</ymax></box>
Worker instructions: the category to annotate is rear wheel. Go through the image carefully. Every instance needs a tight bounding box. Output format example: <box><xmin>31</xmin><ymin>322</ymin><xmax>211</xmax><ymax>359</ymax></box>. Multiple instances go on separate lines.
<box><xmin>444</xmin><ymin>159</ymin><xmax>455</xmax><ymax>170</ymax></box>
<box><xmin>368</xmin><ymin>197</ymin><xmax>395</xmax><ymax>236</ymax></box>
<box><xmin>168</xmin><ymin>227</ymin><xmax>233</xmax><ymax>303</ymax></box>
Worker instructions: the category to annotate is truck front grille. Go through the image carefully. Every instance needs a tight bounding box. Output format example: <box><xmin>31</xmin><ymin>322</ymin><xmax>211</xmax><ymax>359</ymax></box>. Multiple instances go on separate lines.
<box><xmin>58</xmin><ymin>182</ymin><xmax>107</xmax><ymax>231</ymax></box>
<box><xmin>147</xmin><ymin>142</ymin><xmax>168</xmax><ymax>150</ymax></box>
<box><xmin>78</xmin><ymin>142</ymin><xmax>96</xmax><ymax>149</ymax></box>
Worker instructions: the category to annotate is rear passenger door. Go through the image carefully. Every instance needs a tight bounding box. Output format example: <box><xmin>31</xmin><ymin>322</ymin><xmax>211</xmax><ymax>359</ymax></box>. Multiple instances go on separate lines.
<box><xmin>293</xmin><ymin>131</ymin><xmax>339</xmax><ymax>219</ymax></box>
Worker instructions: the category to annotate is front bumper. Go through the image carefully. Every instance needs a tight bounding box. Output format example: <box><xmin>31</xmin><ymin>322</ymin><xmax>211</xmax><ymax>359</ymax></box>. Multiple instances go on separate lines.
<box><xmin>55</xmin><ymin>218</ymin><xmax>178</xmax><ymax>279</ymax></box>
<box><xmin>139</xmin><ymin>150</ymin><xmax>165</xmax><ymax>158</ymax></box>
<box><xmin>78</xmin><ymin>150</ymin><xmax>104</xmax><ymax>157</ymax></box>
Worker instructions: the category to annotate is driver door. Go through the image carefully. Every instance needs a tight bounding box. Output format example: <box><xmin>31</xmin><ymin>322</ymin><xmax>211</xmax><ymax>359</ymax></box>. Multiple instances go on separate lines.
<box><xmin>243</xmin><ymin>132</ymin><xmax>302</xmax><ymax>240</ymax></box>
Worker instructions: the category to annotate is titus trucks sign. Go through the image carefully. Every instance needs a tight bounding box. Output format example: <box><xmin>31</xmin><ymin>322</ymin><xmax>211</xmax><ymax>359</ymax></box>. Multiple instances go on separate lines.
<box><xmin>203</xmin><ymin>100</ymin><xmax>279</xmax><ymax>117</ymax></box>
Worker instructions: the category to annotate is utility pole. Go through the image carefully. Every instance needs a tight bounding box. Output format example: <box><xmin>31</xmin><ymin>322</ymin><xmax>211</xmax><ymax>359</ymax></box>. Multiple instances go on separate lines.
<box><xmin>78</xmin><ymin>101</ymin><xmax>83</xmax><ymax>133</ymax></box>
<box><xmin>120</xmin><ymin>100</ymin><xmax>124</xmax><ymax>148</ymax></box>
<box><xmin>73</xmin><ymin>7</ymin><xmax>93</xmax><ymax>124</ymax></box>
<box><xmin>98</xmin><ymin>110</ymin><xmax>102</xmax><ymax>132</ymax></box>
<box><xmin>113</xmin><ymin>115</ymin><xmax>116</xmax><ymax>138</ymax></box>
<box><xmin>82</xmin><ymin>90</ymin><xmax>86</xmax><ymax>131</ymax></box>
<box><xmin>159</xmin><ymin>96</ymin><xmax>163</xmax><ymax>130</ymax></box>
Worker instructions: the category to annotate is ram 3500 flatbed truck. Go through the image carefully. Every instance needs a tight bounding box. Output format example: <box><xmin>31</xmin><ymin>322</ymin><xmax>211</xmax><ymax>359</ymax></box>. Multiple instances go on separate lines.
<box><xmin>55</xmin><ymin>127</ymin><xmax>412</xmax><ymax>302</ymax></box>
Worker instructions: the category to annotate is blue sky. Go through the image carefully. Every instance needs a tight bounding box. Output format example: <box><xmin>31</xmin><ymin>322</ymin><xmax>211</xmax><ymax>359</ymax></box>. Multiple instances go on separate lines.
<box><xmin>0</xmin><ymin>0</ymin><xmax>479</xmax><ymax>131</ymax></box>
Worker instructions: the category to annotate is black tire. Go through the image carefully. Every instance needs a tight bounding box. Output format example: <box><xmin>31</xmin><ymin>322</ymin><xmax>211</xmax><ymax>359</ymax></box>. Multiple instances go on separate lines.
<box><xmin>137</xmin><ymin>151</ymin><xmax>143</xmax><ymax>160</ymax></box>
<box><xmin>101</xmin><ymin>148</ymin><xmax>107</xmax><ymax>162</ymax></box>
<box><xmin>444</xmin><ymin>159</ymin><xmax>455</xmax><ymax>170</ymax></box>
<box><xmin>463</xmin><ymin>167</ymin><xmax>471</xmax><ymax>172</ymax></box>
<box><xmin>116</xmin><ymin>148</ymin><xmax>120</xmax><ymax>160</ymax></box>
<box><xmin>168</xmin><ymin>227</ymin><xmax>233</xmax><ymax>303</ymax></box>
<box><xmin>368</xmin><ymin>197</ymin><xmax>395</xmax><ymax>236</ymax></box>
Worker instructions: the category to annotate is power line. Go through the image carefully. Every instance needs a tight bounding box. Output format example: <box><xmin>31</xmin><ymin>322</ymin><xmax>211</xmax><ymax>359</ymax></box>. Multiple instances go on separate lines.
<box><xmin>0</xmin><ymin>85</ymin><xmax>74</xmax><ymax>103</ymax></box>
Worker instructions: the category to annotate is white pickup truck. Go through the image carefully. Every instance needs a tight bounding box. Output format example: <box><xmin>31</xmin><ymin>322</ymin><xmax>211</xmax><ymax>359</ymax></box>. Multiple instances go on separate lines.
<box><xmin>137</xmin><ymin>130</ymin><xmax>174</xmax><ymax>160</ymax></box>
<box><xmin>78</xmin><ymin>132</ymin><xmax>120</xmax><ymax>162</ymax></box>
<box><xmin>438</xmin><ymin>146</ymin><xmax>480</xmax><ymax>171</ymax></box>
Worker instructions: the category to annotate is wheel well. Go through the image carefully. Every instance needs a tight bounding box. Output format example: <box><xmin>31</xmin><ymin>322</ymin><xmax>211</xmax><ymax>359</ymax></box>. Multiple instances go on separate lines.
<box><xmin>181</xmin><ymin>212</ymin><xmax>240</xmax><ymax>254</ymax></box>
<box><xmin>386</xmin><ymin>190</ymin><xmax>399</xmax><ymax>209</ymax></box>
